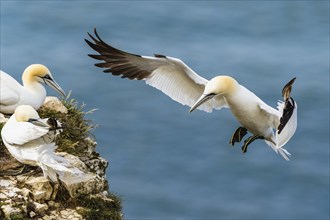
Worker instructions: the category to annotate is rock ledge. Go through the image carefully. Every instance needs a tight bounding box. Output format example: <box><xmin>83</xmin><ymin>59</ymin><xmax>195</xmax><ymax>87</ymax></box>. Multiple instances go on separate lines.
<box><xmin>0</xmin><ymin>97</ymin><xmax>122</xmax><ymax>220</ymax></box>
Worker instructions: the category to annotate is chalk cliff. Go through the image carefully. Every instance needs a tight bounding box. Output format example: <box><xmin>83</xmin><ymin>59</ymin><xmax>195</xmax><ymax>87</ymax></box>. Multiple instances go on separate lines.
<box><xmin>0</xmin><ymin>97</ymin><xmax>122</xmax><ymax>220</ymax></box>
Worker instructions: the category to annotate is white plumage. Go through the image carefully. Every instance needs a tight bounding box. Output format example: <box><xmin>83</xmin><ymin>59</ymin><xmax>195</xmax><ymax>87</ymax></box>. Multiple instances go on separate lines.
<box><xmin>144</xmin><ymin>56</ymin><xmax>228</xmax><ymax>112</ymax></box>
<box><xmin>0</xmin><ymin>64</ymin><xmax>65</xmax><ymax>114</ymax></box>
<box><xmin>1</xmin><ymin>105</ymin><xmax>87</xmax><ymax>183</ymax></box>
<box><xmin>86</xmin><ymin>29</ymin><xmax>297</xmax><ymax>160</ymax></box>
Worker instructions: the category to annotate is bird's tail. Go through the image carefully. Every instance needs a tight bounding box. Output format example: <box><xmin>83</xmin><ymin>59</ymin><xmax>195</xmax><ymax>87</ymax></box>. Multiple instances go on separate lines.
<box><xmin>265</xmin><ymin>140</ymin><xmax>291</xmax><ymax>161</ymax></box>
<box><xmin>36</xmin><ymin>144</ymin><xmax>89</xmax><ymax>182</ymax></box>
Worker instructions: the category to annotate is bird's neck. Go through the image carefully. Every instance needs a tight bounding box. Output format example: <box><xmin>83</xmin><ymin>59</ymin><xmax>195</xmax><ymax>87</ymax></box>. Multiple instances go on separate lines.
<box><xmin>222</xmin><ymin>85</ymin><xmax>246</xmax><ymax>106</ymax></box>
<box><xmin>24</xmin><ymin>81</ymin><xmax>47</xmax><ymax>96</ymax></box>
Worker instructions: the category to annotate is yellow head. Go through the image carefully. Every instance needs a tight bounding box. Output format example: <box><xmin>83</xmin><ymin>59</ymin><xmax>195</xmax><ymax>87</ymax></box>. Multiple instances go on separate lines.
<box><xmin>22</xmin><ymin>64</ymin><xmax>51</xmax><ymax>84</ymax></box>
<box><xmin>190</xmin><ymin>75</ymin><xmax>238</xmax><ymax>112</ymax></box>
<box><xmin>14</xmin><ymin>105</ymin><xmax>39</xmax><ymax>122</ymax></box>
<box><xmin>22</xmin><ymin>64</ymin><xmax>66</xmax><ymax>96</ymax></box>
<box><xmin>204</xmin><ymin>76</ymin><xmax>238</xmax><ymax>96</ymax></box>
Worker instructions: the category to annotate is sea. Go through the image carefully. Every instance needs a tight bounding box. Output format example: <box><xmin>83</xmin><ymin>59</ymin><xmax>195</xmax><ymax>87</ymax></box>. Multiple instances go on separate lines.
<box><xmin>1</xmin><ymin>1</ymin><xmax>329</xmax><ymax>219</ymax></box>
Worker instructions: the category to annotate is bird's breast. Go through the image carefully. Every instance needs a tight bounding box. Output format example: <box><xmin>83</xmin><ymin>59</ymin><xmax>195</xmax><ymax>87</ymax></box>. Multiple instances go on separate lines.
<box><xmin>226</xmin><ymin>88</ymin><xmax>273</xmax><ymax>136</ymax></box>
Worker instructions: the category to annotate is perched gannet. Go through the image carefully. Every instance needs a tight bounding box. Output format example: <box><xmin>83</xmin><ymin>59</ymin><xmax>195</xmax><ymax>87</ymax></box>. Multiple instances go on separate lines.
<box><xmin>0</xmin><ymin>64</ymin><xmax>66</xmax><ymax>114</ymax></box>
<box><xmin>1</xmin><ymin>105</ymin><xmax>87</xmax><ymax>184</ymax></box>
<box><xmin>85</xmin><ymin>29</ymin><xmax>297</xmax><ymax>160</ymax></box>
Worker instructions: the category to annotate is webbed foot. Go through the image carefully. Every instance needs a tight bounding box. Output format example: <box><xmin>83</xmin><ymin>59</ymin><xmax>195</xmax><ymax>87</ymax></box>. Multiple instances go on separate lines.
<box><xmin>241</xmin><ymin>135</ymin><xmax>264</xmax><ymax>153</ymax></box>
<box><xmin>229</xmin><ymin>127</ymin><xmax>248</xmax><ymax>146</ymax></box>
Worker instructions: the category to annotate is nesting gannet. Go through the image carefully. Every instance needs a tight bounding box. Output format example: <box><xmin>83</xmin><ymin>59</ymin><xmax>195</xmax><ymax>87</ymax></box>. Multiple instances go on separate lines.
<box><xmin>1</xmin><ymin>105</ymin><xmax>87</xmax><ymax>183</ymax></box>
<box><xmin>0</xmin><ymin>64</ymin><xmax>66</xmax><ymax>114</ymax></box>
<box><xmin>85</xmin><ymin>29</ymin><xmax>297</xmax><ymax>160</ymax></box>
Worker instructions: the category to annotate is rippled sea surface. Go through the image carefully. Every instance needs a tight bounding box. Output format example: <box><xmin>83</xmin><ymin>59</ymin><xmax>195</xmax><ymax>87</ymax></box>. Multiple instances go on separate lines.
<box><xmin>1</xmin><ymin>1</ymin><xmax>329</xmax><ymax>219</ymax></box>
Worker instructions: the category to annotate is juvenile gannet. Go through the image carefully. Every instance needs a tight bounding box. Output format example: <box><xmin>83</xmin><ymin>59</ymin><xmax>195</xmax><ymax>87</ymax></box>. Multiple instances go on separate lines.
<box><xmin>0</xmin><ymin>64</ymin><xmax>66</xmax><ymax>114</ymax></box>
<box><xmin>85</xmin><ymin>29</ymin><xmax>298</xmax><ymax>160</ymax></box>
<box><xmin>1</xmin><ymin>105</ymin><xmax>87</xmax><ymax>184</ymax></box>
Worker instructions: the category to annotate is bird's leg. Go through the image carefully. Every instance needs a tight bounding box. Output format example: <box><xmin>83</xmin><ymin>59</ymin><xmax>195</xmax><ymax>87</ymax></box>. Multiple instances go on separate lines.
<box><xmin>241</xmin><ymin>135</ymin><xmax>265</xmax><ymax>153</ymax></box>
<box><xmin>229</xmin><ymin>127</ymin><xmax>248</xmax><ymax>146</ymax></box>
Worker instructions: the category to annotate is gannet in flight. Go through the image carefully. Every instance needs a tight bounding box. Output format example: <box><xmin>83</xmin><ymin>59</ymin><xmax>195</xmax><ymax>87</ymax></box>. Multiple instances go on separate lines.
<box><xmin>0</xmin><ymin>64</ymin><xmax>66</xmax><ymax>114</ymax></box>
<box><xmin>1</xmin><ymin>105</ymin><xmax>87</xmax><ymax>184</ymax></box>
<box><xmin>85</xmin><ymin>29</ymin><xmax>297</xmax><ymax>160</ymax></box>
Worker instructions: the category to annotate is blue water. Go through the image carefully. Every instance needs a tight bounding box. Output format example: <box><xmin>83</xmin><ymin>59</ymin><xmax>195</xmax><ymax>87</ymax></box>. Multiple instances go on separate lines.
<box><xmin>1</xmin><ymin>1</ymin><xmax>329</xmax><ymax>219</ymax></box>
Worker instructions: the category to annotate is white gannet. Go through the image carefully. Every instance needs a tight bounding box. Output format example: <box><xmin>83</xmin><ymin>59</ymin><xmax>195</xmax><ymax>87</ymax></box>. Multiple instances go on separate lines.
<box><xmin>1</xmin><ymin>105</ymin><xmax>87</xmax><ymax>183</ymax></box>
<box><xmin>0</xmin><ymin>64</ymin><xmax>66</xmax><ymax>114</ymax></box>
<box><xmin>85</xmin><ymin>29</ymin><xmax>297</xmax><ymax>160</ymax></box>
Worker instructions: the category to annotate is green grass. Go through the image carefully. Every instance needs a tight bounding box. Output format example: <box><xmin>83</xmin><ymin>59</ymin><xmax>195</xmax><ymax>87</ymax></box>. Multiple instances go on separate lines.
<box><xmin>0</xmin><ymin>95</ymin><xmax>96</xmax><ymax>156</ymax></box>
<box><xmin>37</xmin><ymin>94</ymin><xmax>98</xmax><ymax>156</ymax></box>
<box><xmin>55</xmin><ymin>181</ymin><xmax>122</xmax><ymax>220</ymax></box>
<box><xmin>6</xmin><ymin>213</ymin><xmax>30</xmax><ymax>220</ymax></box>
<box><xmin>76</xmin><ymin>192</ymin><xmax>122</xmax><ymax>220</ymax></box>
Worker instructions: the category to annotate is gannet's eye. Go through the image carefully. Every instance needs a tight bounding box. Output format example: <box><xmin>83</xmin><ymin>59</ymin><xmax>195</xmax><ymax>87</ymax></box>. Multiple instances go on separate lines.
<box><xmin>42</xmin><ymin>74</ymin><xmax>52</xmax><ymax>80</ymax></box>
<box><xmin>28</xmin><ymin>118</ymin><xmax>38</xmax><ymax>123</ymax></box>
<box><xmin>207</xmin><ymin>93</ymin><xmax>216</xmax><ymax>97</ymax></box>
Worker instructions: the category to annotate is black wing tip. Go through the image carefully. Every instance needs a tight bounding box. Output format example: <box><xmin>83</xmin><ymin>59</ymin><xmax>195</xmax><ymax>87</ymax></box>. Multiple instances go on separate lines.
<box><xmin>92</xmin><ymin>27</ymin><xmax>99</xmax><ymax>38</ymax></box>
<box><xmin>86</xmin><ymin>28</ymin><xmax>100</xmax><ymax>40</ymax></box>
<box><xmin>154</xmin><ymin>54</ymin><xmax>167</xmax><ymax>58</ymax></box>
<box><xmin>85</xmin><ymin>28</ymin><xmax>152</xmax><ymax>80</ymax></box>
<box><xmin>85</xmin><ymin>38</ymin><xmax>95</xmax><ymax>48</ymax></box>
<box><xmin>86</xmin><ymin>28</ymin><xmax>108</xmax><ymax>49</ymax></box>
<box><xmin>282</xmin><ymin>77</ymin><xmax>297</xmax><ymax>99</ymax></box>
<box><xmin>277</xmin><ymin>97</ymin><xmax>295</xmax><ymax>134</ymax></box>
<box><xmin>288</xmin><ymin>77</ymin><xmax>296</xmax><ymax>85</ymax></box>
<box><xmin>86</xmin><ymin>28</ymin><xmax>143</xmax><ymax>59</ymax></box>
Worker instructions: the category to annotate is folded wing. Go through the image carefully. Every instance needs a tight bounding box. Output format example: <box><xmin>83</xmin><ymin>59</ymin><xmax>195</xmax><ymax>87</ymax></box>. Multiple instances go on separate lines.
<box><xmin>2</xmin><ymin>117</ymin><xmax>50</xmax><ymax>146</ymax></box>
<box><xmin>0</xmin><ymin>71</ymin><xmax>21</xmax><ymax>106</ymax></box>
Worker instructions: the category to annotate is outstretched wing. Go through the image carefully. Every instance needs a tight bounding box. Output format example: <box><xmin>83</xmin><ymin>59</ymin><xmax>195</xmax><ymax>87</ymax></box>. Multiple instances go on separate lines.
<box><xmin>85</xmin><ymin>29</ymin><xmax>227</xmax><ymax>112</ymax></box>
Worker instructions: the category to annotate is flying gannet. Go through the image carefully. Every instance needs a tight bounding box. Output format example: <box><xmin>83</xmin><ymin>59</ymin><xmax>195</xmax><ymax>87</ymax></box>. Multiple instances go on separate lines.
<box><xmin>0</xmin><ymin>64</ymin><xmax>66</xmax><ymax>114</ymax></box>
<box><xmin>1</xmin><ymin>105</ymin><xmax>88</xmax><ymax>185</ymax></box>
<box><xmin>85</xmin><ymin>29</ymin><xmax>297</xmax><ymax>160</ymax></box>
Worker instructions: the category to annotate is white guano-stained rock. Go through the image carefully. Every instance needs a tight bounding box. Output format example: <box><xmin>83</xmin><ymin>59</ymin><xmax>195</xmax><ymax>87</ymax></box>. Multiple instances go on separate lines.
<box><xmin>25</xmin><ymin>176</ymin><xmax>53</xmax><ymax>201</ymax></box>
<box><xmin>40</xmin><ymin>96</ymin><xmax>68</xmax><ymax>114</ymax></box>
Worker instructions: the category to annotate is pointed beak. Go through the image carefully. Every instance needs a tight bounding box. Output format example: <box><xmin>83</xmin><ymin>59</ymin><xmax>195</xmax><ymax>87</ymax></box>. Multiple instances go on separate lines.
<box><xmin>189</xmin><ymin>94</ymin><xmax>214</xmax><ymax>113</ymax></box>
<box><xmin>28</xmin><ymin>118</ymin><xmax>49</xmax><ymax>127</ymax></box>
<box><xmin>45</xmin><ymin>77</ymin><xmax>66</xmax><ymax>97</ymax></box>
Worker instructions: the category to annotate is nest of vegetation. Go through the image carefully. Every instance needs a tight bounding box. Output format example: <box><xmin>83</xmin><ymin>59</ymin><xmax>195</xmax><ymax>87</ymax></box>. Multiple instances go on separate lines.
<box><xmin>0</xmin><ymin>95</ymin><xmax>123</xmax><ymax>220</ymax></box>
<box><xmin>38</xmin><ymin>96</ymin><xmax>97</xmax><ymax>156</ymax></box>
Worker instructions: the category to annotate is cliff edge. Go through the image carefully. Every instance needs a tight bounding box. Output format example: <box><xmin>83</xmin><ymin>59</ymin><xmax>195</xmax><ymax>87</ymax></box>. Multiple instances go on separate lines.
<box><xmin>0</xmin><ymin>96</ymin><xmax>122</xmax><ymax>220</ymax></box>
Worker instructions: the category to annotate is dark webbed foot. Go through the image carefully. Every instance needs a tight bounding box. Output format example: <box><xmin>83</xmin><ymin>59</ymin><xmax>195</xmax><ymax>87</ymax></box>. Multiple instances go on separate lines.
<box><xmin>241</xmin><ymin>135</ymin><xmax>265</xmax><ymax>153</ymax></box>
<box><xmin>229</xmin><ymin>127</ymin><xmax>248</xmax><ymax>146</ymax></box>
